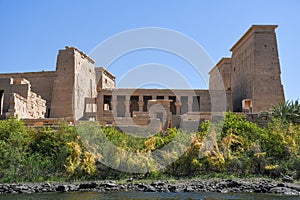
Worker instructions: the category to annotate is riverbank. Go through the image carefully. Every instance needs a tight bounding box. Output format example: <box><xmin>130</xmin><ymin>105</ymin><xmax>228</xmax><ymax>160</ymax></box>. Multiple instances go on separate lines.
<box><xmin>1</xmin><ymin>178</ymin><xmax>300</xmax><ymax>196</ymax></box>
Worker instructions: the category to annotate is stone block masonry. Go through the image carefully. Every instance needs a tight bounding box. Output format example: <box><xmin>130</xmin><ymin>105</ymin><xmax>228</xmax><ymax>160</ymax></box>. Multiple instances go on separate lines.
<box><xmin>50</xmin><ymin>46</ymin><xmax>97</xmax><ymax>120</ymax></box>
<box><xmin>209</xmin><ymin>25</ymin><xmax>285</xmax><ymax>112</ymax></box>
<box><xmin>0</xmin><ymin>78</ymin><xmax>46</xmax><ymax>119</ymax></box>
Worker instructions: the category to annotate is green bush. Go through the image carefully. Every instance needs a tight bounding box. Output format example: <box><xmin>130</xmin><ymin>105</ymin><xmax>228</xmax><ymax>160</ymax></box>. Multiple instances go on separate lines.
<box><xmin>0</xmin><ymin>111</ymin><xmax>299</xmax><ymax>182</ymax></box>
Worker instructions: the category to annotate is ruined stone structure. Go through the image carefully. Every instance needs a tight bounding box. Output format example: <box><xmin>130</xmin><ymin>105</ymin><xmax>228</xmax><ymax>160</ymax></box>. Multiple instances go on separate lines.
<box><xmin>0</xmin><ymin>25</ymin><xmax>285</xmax><ymax>131</ymax></box>
<box><xmin>97</xmin><ymin>87</ymin><xmax>231</xmax><ymax>132</ymax></box>
<box><xmin>209</xmin><ymin>25</ymin><xmax>285</xmax><ymax>112</ymax></box>
<box><xmin>50</xmin><ymin>47</ymin><xmax>97</xmax><ymax>120</ymax></box>
<box><xmin>0</xmin><ymin>78</ymin><xmax>46</xmax><ymax>119</ymax></box>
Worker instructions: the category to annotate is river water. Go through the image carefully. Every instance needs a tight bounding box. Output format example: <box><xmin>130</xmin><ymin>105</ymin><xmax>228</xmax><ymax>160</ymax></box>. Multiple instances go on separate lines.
<box><xmin>1</xmin><ymin>191</ymin><xmax>300</xmax><ymax>200</ymax></box>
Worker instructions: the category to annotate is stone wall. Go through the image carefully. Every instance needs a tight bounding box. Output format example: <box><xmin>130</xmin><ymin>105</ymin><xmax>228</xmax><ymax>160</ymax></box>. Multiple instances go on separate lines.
<box><xmin>50</xmin><ymin>47</ymin><xmax>75</xmax><ymax>118</ymax></box>
<box><xmin>95</xmin><ymin>67</ymin><xmax>115</xmax><ymax>90</ymax></box>
<box><xmin>251</xmin><ymin>26</ymin><xmax>285</xmax><ymax>112</ymax></box>
<box><xmin>209</xmin><ymin>58</ymin><xmax>232</xmax><ymax>91</ymax></box>
<box><xmin>0</xmin><ymin>71</ymin><xmax>55</xmax><ymax>116</ymax></box>
<box><xmin>148</xmin><ymin>99</ymin><xmax>172</xmax><ymax>130</ymax></box>
<box><xmin>6</xmin><ymin>92</ymin><xmax>46</xmax><ymax>119</ymax></box>
<box><xmin>22</xmin><ymin>118</ymin><xmax>75</xmax><ymax>127</ymax></box>
<box><xmin>230</xmin><ymin>25</ymin><xmax>284</xmax><ymax>112</ymax></box>
<box><xmin>0</xmin><ymin>78</ymin><xmax>14</xmax><ymax>118</ymax></box>
<box><xmin>246</xmin><ymin>112</ymin><xmax>272</xmax><ymax>127</ymax></box>
<box><xmin>1</xmin><ymin>78</ymin><xmax>46</xmax><ymax>119</ymax></box>
<box><xmin>6</xmin><ymin>93</ymin><xmax>28</xmax><ymax>119</ymax></box>
<box><xmin>73</xmin><ymin>48</ymin><xmax>97</xmax><ymax>120</ymax></box>
<box><xmin>230</xmin><ymin>26</ymin><xmax>255</xmax><ymax>112</ymax></box>
<box><xmin>209</xmin><ymin>25</ymin><xmax>285</xmax><ymax>113</ymax></box>
<box><xmin>50</xmin><ymin>46</ymin><xmax>97</xmax><ymax>120</ymax></box>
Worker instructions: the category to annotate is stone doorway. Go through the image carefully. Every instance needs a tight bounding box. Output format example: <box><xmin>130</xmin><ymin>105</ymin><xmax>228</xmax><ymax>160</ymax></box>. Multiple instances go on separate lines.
<box><xmin>103</xmin><ymin>95</ymin><xmax>112</xmax><ymax>110</ymax></box>
<box><xmin>169</xmin><ymin>96</ymin><xmax>176</xmax><ymax>115</ymax></box>
<box><xmin>143</xmin><ymin>96</ymin><xmax>152</xmax><ymax>112</ymax></box>
<box><xmin>130</xmin><ymin>96</ymin><xmax>139</xmax><ymax>117</ymax></box>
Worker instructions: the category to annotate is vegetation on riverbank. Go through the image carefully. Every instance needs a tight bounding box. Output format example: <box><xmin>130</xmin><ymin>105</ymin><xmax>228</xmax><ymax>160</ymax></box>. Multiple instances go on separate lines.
<box><xmin>0</xmin><ymin>101</ymin><xmax>299</xmax><ymax>183</ymax></box>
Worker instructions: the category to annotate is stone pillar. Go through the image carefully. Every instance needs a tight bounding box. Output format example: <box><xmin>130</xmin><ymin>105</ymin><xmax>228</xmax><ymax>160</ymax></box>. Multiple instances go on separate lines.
<box><xmin>138</xmin><ymin>101</ymin><xmax>143</xmax><ymax>112</ymax></box>
<box><xmin>175</xmin><ymin>102</ymin><xmax>181</xmax><ymax>115</ymax></box>
<box><xmin>125</xmin><ymin>95</ymin><xmax>130</xmax><ymax>117</ymax></box>
<box><xmin>188</xmin><ymin>96</ymin><xmax>193</xmax><ymax>112</ymax></box>
<box><xmin>112</xmin><ymin>95</ymin><xmax>117</xmax><ymax>117</ymax></box>
<box><xmin>138</xmin><ymin>95</ymin><xmax>144</xmax><ymax>112</ymax></box>
<box><xmin>97</xmin><ymin>93</ymin><xmax>104</xmax><ymax>118</ymax></box>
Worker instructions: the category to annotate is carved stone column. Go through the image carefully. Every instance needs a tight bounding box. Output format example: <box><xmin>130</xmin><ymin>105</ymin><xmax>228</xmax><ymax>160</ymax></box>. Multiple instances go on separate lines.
<box><xmin>188</xmin><ymin>96</ymin><xmax>193</xmax><ymax>112</ymax></box>
<box><xmin>125</xmin><ymin>97</ymin><xmax>131</xmax><ymax>117</ymax></box>
<box><xmin>111</xmin><ymin>95</ymin><xmax>117</xmax><ymax>117</ymax></box>
<box><xmin>138</xmin><ymin>101</ymin><xmax>144</xmax><ymax>112</ymax></box>
<box><xmin>175</xmin><ymin>102</ymin><xmax>181</xmax><ymax>115</ymax></box>
<box><xmin>97</xmin><ymin>93</ymin><xmax>104</xmax><ymax>118</ymax></box>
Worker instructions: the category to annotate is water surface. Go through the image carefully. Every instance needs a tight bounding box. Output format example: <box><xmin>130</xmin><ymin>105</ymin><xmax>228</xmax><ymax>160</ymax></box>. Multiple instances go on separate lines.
<box><xmin>2</xmin><ymin>191</ymin><xmax>300</xmax><ymax>200</ymax></box>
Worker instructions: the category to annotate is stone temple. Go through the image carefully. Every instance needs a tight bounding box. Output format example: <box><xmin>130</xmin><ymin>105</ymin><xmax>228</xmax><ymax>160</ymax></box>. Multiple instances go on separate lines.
<box><xmin>0</xmin><ymin>25</ymin><xmax>285</xmax><ymax>131</ymax></box>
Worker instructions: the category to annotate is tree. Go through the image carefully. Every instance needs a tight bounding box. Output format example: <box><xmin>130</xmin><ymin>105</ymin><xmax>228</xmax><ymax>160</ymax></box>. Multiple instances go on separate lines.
<box><xmin>272</xmin><ymin>100</ymin><xmax>300</xmax><ymax>124</ymax></box>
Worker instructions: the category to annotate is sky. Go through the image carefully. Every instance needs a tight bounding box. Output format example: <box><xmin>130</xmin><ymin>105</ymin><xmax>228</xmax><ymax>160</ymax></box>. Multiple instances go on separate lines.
<box><xmin>0</xmin><ymin>0</ymin><xmax>299</xmax><ymax>101</ymax></box>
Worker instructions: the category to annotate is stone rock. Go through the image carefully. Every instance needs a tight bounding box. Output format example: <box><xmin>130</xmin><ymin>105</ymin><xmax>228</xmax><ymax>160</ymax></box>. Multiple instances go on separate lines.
<box><xmin>104</xmin><ymin>182</ymin><xmax>117</xmax><ymax>188</ymax></box>
<box><xmin>119</xmin><ymin>185</ymin><xmax>125</xmax><ymax>190</ymax></box>
<box><xmin>225</xmin><ymin>179</ymin><xmax>241</xmax><ymax>188</ymax></box>
<box><xmin>43</xmin><ymin>183</ymin><xmax>51</xmax><ymax>188</ymax></box>
<box><xmin>277</xmin><ymin>183</ymin><xmax>285</xmax><ymax>187</ymax></box>
<box><xmin>41</xmin><ymin>188</ymin><xmax>48</xmax><ymax>192</ymax></box>
<box><xmin>217</xmin><ymin>189</ymin><xmax>229</xmax><ymax>193</ymax></box>
<box><xmin>56</xmin><ymin>185</ymin><xmax>68</xmax><ymax>192</ymax></box>
<box><xmin>136</xmin><ymin>183</ymin><xmax>147</xmax><ymax>191</ymax></box>
<box><xmin>270</xmin><ymin>187</ymin><xmax>300</xmax><ymax>195</ymax></box>
<box><xmin>151</xmin><ymin>181</ymin><xmax>164</xmax><ymax>187</ymax></box>
<box><xmin>68</xmin><ymin>184</ymin><xmax>79</xmax><ymax>191</ymax></box>
<box><xmin>145</xmin><ymin>185</ymin><xmax>156</xmax><ymax>192</ymax></box>
<box><xmin>168</xmin><ymin>185</ymin><xmax>177</xmax><ymax>193</ymax></box>
<box><xmin>79</xmin><ymin>182</ymin><xmax>97</xmax><ymax>189</ymax></box>
<box><xmin>184</xmin><ymin>186</ymin><xmax>194</xmax><ymax>192</ymax></box>
<box><xmin>282</xmin><ymin>175</ymin><xmax>294</xmax><ymax>183</ymax></box>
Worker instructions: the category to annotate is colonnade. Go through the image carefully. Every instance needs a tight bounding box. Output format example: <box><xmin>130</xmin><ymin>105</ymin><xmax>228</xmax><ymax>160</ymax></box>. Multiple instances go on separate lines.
<box><xmin>97</xmin><ymin>93</ymin><xmax>201</xmax><ymax>118</ymax></box>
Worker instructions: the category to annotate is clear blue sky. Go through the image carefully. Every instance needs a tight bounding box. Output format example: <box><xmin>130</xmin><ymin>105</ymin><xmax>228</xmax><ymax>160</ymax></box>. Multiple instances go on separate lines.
<box><xmin>0</xmin><ymin>0</ymin><xmax>299</xmax><ymax>101</ymax></box>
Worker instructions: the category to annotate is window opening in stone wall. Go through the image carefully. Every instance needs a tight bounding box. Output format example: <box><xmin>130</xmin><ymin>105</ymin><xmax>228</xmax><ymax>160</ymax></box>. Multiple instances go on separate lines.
<box><xmin>192</xmin><ymin>96</ymin><xmax>200</xmax><ymax>112</ymax></box>
<box><xmin>157</xmin><ymin>96</ymin><xmax>164</xmax><ymax>100</ymax></box>
<box><xmin>0</xmin><ymin>90</ymin><xmax>4</xmax><ymax>116</ymax></box>
<box><xmin>143</xmin><ymin>96</ymin><xmax>152</xmax><ymax>112</ymax></box>
<box><xmin>130</xmin><ymin>96</ymin><xmax>139</xmax><ymax>117</ymax></box>
<box><xmin>104</xmin><ymin>95</ymin><xmax>112</xmax><ymax>111</ymax></box>
<box><xmin>180</xmin><ymin>96</ymin><xmax>188</xmax><ymax>114</ymax></box>
<box><xmin>169</xmin><ymin>96</ymin><xmax>176</xmax><ymax>115</ymax></box>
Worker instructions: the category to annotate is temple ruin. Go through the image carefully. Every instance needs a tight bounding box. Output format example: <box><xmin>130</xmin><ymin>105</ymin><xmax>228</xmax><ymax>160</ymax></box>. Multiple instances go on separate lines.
<box><xmin>0</xmin><ymin>25</ymin><xmax>285</xmax><ymax>131</ymax></box>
